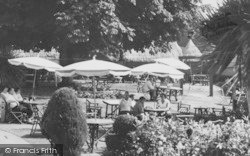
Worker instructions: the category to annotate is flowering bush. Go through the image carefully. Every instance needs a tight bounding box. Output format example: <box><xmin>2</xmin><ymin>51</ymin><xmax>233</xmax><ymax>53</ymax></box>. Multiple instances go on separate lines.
<box><xmin>10</xmin><ymin>48</ymin><xmax>60</xmax><ymax>60</ymax></box>
<box><xmin>77</xmin><ymin>86</ymin><xmax>125</xmax><ymax>99</ymax></box>
<box><xmin>106</xmin><ymin>114</ymin><xmax>250</xmax><ymax>156</ymax></box>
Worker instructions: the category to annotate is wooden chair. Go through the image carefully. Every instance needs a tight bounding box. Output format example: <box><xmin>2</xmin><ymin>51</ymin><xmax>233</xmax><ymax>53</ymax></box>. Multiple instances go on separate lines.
<box><xmin>86</xmin><ymin>99</ymin><xmax>102</xmax><ymax>118</ymax></box>
<box><xmin>173</xmin><ymin>101</ymin><xmax>193</xmax><ymax>122</ymax></box>
<box><xmin>6</xmin><ymin>103</ymin><xmax>24</xmax><ymax>124</ymax></box>
<box><xmin>0</xmin><ymin>95</ymin><xmax>24</xmax><ymax>124</ymax></box>
<box><xmin>212</xmin><ymin>108</ymin><xmax>224</xmax><ymax>116</ymax></box>
<box><xmin>177</xmin><ymin>102</ymin><xmax>191</xmax><ymax>114</ymax></box>
<box><xmin>176</xmin><ymin>102</ymin><xmax>194</xmax><ymax>122</ymax></box>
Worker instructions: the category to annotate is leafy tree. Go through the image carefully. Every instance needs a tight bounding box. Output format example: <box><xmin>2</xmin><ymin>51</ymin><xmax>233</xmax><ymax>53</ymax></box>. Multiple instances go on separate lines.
<box><xmin>0</xmin><ymin>0</ymin><xmax>57</xmax><ymax>86</ymax></box>
<box><xmin>0</xmin><ymin>0</ymin><xmax>209</xmax><ymax>65</ymax></box>
<box><xmin>56</xmin><ymin>0</ymin><xmax>211</xmax><ymax>64</ymax></box>
<box><xmin>0</xmin><ymin>0</ymin><xmax>57</xmax><ymax>51</ymax></box>
<box><xmin>204</xmin><ymin>0</ymin><xmax>250</xmax><ymax>114</ymax></box>
<box><xmin>0</xmin><ymin>57</ymin><xmax>24</xmax><ymax>88</ymax></box>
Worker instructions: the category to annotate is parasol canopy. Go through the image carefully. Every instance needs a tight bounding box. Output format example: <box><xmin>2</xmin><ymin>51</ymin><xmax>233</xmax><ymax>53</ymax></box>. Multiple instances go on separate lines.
<box><xmin>131</xmin><ymin>63</ymin><xmax>184</xmax><ymax>79</ymax></box>
<box><xmin>8</xmin><ymin>57</ymin><xmax>62</xmax><ymax>72</ymax></box>
<box><xmin>8</xmin><ymin>57</ymin><xmax>63</xmax><ymax>96</ymax></box>
<box><xmin>56</xmin><ymin>56</ymin><xmax>131</xmax><ymax>119</ymax></box>
<box><xmin>154</xmin><ymin>57</ymin><xmax>190</xmax><ymax>70</ymax></box>
<box><xmin>56</xmin><ymin>56</ymin><xmax>131</xmax><ymax>77</ymax></box>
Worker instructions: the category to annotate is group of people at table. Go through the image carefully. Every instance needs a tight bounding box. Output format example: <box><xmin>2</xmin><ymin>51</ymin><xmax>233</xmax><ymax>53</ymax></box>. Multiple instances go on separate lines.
<box><xmin>140</xmin><ymin>75</ymin><xmax>176</xmax><ymax>101</ymax></box>
<box><xmin>0</xmin><ymin>86</ymin><xmax>33</xmax><ymax>123</ymax></box>
<box><xmin>118</xmin><ymin>90</ymin><xmax>171</xmax><ymax>120</ymax></box>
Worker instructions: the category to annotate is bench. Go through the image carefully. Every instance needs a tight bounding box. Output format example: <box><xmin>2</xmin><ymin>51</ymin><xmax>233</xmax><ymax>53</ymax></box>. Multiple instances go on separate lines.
<box><xmin>191</xmin><ymin>74</ymin><xmax>209</xmax><ymax>86</ymax></box>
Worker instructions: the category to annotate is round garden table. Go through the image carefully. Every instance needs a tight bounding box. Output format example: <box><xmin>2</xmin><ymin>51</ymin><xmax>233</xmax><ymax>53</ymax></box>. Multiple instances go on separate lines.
<box><xmin>27</xmin><ymin>99</ymin><xmax>48</xmax><ymax>136</ymax></box>
<box><xmin>144</xmin><ymin>108</ymin><xmax>168</xmax><ymax>113</ymax></box>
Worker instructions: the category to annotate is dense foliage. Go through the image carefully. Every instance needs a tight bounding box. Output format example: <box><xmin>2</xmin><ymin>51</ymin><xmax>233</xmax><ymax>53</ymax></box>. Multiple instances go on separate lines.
<box><xmin>107</xmin><ymin>115</ymin><xmax>250</xmax><ymax>156</ymax></box>
<box><xmin>105</xmin><ymin>115</ymin><xmax>138</xmax><ymax>154</ymax></box>
<box><xmin>41</xmin><ymin>87</ymin><xmax>88</xmax><ymax>156</ymax></box>
<box><xmin>10</xmin><ymin>48</ymin><xmax>59</xmax><ymax>60</ymax></box>
<box><xmin>0</xmin><ymin>0</ymin><xmax>211</xmax><ymax>64</ymax></box>
<box><xmin>0</xmin><ymin>57</ymin><xmax>24</xmax><ymax>88</ymax></box>
<box><xmin>202</xmin><ymin>0</ymin><xmax>250</xmax><ymax>75</ymax></box>
<box><xmin>0</xmin><ymin>0</ymin><xmax>56</xmax><ymax>50</ymax></box>
<box><xmin>113</xmin><ymin>115</ymin><xmax>137</xmax><ymax>136</ymax></box>
<box><xmin>202</xmin><ymin>0</ymin><xmax>250</xmax><ymax>114</ymax></box>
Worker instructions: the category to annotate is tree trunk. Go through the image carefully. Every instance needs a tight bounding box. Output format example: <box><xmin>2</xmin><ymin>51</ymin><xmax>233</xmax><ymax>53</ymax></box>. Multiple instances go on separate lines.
<box><xmin>247</xmin><ymin>58</ymin><xmax>250</xmax><ymax>117</ymax></box>
<box><xmin>59</xmin><ymin>40</ymin><xmax>72</xmax><ymax>66</ymax></box>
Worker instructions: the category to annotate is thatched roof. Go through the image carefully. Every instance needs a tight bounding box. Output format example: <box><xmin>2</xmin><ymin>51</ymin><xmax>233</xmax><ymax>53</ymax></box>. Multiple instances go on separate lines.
<box><xmin>124</xmin><ymin>41</ymin><xmax>183</xmax><ymax>62</ymax></box>
<box><xmin>169</xmin><ymin>41</ymin><xmax>183</xmax><ymax>57</ymax></box>
<box><xmin>182</xmin><ymin>39</ymin><xmax>202</xmax><ymax>57</ymax></box>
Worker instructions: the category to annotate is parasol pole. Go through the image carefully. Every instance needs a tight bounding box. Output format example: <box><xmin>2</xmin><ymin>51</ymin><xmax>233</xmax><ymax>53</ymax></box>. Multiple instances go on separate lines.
<box><xmin>32</xmin><ymin>70</ymin><xmax>37</xmax><ymax>97</ymax></box>
<box><xmin>200</xmin><ymin>61</ymin><xmax>203</xmax><ymax>74</ymax></box>
<box><xmin>92</xmin><ymin>76</ymin><xmax>97</xmax><ymax>119</ymax></box>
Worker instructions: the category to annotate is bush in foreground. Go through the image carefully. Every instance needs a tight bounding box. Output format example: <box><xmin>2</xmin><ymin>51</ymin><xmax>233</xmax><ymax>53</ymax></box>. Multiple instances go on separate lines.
<box><xmin>41</xmin><ymin>87</ymin><xmax>88</xmax><ymax>156</ymax></box>
<box><xmin>113</xmin><ymin>115</ymin><xmax>137</xmax><ymax>136</ymax></box>
<box><xmin>106</xmin><ymin>115</ymin><xmax>250</xmax><ymax>156</ymax></box>
<box><xmin>106</xmin><ymin>115</ymin><xmax>138</xmax><ymax>154</ymax></box>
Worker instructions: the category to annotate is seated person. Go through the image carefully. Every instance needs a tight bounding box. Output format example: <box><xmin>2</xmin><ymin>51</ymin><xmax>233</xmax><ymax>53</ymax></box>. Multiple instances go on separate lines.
<box><xmin>157</xmin><ymin>93</ymin><xmax>171</xmax><ymax>118</ymax></box>
<box><xmin>129</xmin><ymin>94</ymin><xmax>136</xmax><ymax>108</ymax></box>
<box><xmin>3</xmin><ymin>87</ymin><xmax>33</xmax><ymax>123</ymax></box>
<box><xmin>155</xmin><ymin>77</ymin><xmax>162</xmax><ymax>98</ymax></box>
<box><xmin>13</xmin><ymin>88</ymin><xmax>24</xmax><ymax>102</ymax></box>
<box><xmin>132</xmin><ymin>96</ymin><xmax>146</xmax><ymax>120</ymax></box>
<box><xmin>157</xmin><ymin>94</ymin><xmax>171</xmax><ymax>109</ymax></box>
<box><xmin>142</xmin><ymin>76</ymin><xmax>156</xmax><ymax>101</ymax></box>
<box><xmin>1</xmin><ymin>87</ymin><xmax>19</xmax><ymax>109</ymax></box>
<box><xmin>155</xmin><ymin>77</ymin><xmax>161</xmax><ymax>88</ymax></box>
<box><xmin>119</xmin><ymin>91</ymin><xmax>132</xmax><ymax>115</ymax></box>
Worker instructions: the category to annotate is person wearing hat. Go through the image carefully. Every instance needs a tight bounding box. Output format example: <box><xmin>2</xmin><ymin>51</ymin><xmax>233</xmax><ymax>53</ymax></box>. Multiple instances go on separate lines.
<box><xmin>132</xmin><ymin>96</ymin><xmax>146</xmax><ymax>120</ymax></box>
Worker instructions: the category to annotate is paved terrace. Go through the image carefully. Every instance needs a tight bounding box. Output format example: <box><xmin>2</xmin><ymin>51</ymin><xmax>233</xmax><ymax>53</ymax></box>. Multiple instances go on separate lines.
<box><xmin>0</xmin><ymin>83</ymin><xmax>231</xmax><ymax>153</ymax></box>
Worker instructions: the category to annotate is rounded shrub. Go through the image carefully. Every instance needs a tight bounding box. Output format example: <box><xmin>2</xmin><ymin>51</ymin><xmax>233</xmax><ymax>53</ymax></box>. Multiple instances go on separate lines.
<box><xmin>113</xmin><ymin>115</ymin><xmax>137</xmax><ymax>136</ymax></box>
<box><xmin>41</xmin><ymin>87</ymin><xmax>88</xmax><ymax>156</ymax></box>
<box><xmin>105</xmin><ymin>115</ymin><xmax>138</xmax><ymax>153</ymax></box>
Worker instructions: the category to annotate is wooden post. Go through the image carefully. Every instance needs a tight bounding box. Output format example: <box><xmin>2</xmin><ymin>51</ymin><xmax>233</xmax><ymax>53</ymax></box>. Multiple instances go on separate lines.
<box><xmin>238</xmin><ymin>55</ymin><xmax>242</xmax><ymax>88</ymax></box>
<box><xmin>32</xmin><ymin>70</ymin><xmax>37</xmax><ymax>97</ymax></box>
<box><xmin>180</xmin><ymin>79</ymin><xmax>184</xmax><ymax>95</ymax></box>
<box><xmin>201</xmin><ymin>61</ymin><xmax>203</xmax><ymax>74</ymax></box>
<box><xmin>209</xmin><ymin>74</ymin><xmax>213</xmax><ymax>96</ymax></box>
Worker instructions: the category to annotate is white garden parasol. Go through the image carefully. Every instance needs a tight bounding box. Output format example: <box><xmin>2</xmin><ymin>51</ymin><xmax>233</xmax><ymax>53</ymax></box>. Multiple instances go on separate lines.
<box><xmin>131</xmin><ymin>63</ymin><xmax>184</xmax><ymax>79</ymax></box>
<box><xmin>8</xmin><ymin>56</ymin><xmax>62</xmax><ymax>96</ymax></box>
<box><xmin>56</xmin><ymin>56</ymin><xmax>130</xmax><ymax>77</ymax></box>
<box><xmin>56</xmin><ymin>56</ymin><xmax>131</xmax><ymax>118</ymax></box>
<box><xmin>154</xmin><ymin>57</ymin><xmax>190</xmax><ymax>70</ymax></box>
